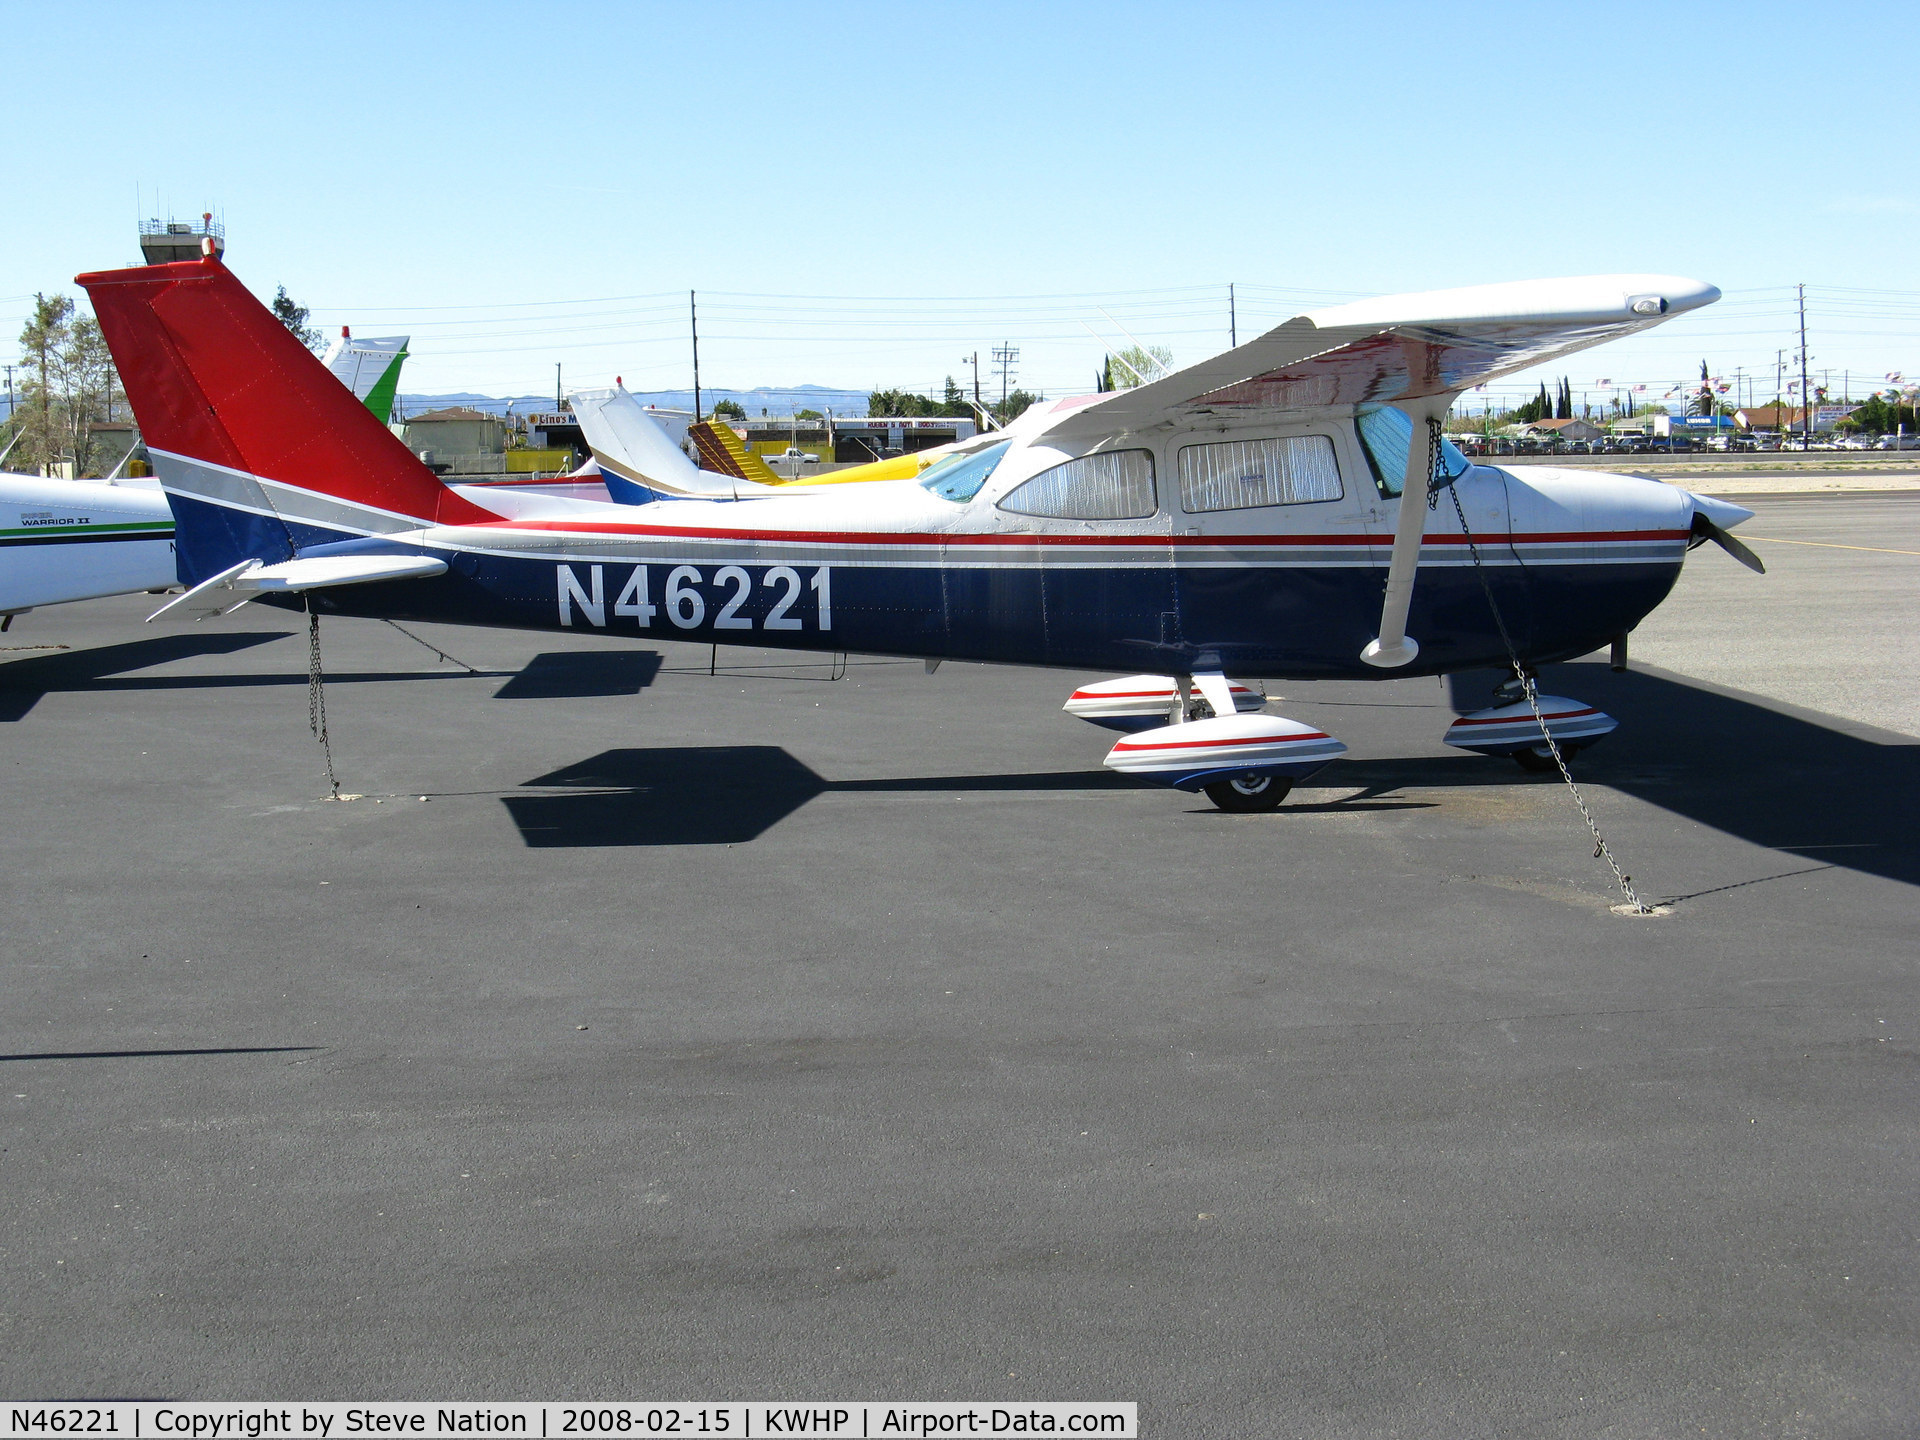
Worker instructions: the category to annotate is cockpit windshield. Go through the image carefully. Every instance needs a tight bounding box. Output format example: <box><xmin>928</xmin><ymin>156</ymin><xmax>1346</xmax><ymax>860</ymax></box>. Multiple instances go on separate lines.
<box><xmin>919</xmin><ymin>441</ymin><xmax>1012</xmax><ymax>504</ymax></box>
<box><xmin>1355</xmin><ymin>405</ymin><xmax>1472</xmax><ymax>498</ymax></box>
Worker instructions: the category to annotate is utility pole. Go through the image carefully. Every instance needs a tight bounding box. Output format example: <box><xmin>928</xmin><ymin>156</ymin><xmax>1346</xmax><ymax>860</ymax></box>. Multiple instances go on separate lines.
<box><xmin>690</xmin><ymin>290</ymin><xmax>702</xmax><ymax>423</ymax></box>
<box><xmin>991</xmin><ymin>343</ymin><xmax>1019</xmax><ymax>410</ymax></box>
<box><xmin>963</xmin><ymin>351</ymin><xmax>982</xmax><ymax>419</ymax></box>
<box><xmin>1797</xmin><ymin>286</ymin><xmax>1812</xmax><ymax>453</ymax></box>
<box><xmin>3</xmin><ymin>364</ymin><xmax>13</xmax><ymax>426</ymax></box>
<box><xmin>555</xmin><ymin>363</ymin><xmax>562</xmax><ymax>411</ymax></box>
<box><xmin>1229</xmin><ymin>283</ymin><xmax>1237</xmax><ymax>348</ymax></box>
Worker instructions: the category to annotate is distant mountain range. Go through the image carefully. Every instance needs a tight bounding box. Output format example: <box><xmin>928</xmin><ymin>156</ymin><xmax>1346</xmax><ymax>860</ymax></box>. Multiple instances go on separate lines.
<box><xmin>397</xmin><ymin>384</ymin><xmax>874</xmax><ymax>419</ymax></box>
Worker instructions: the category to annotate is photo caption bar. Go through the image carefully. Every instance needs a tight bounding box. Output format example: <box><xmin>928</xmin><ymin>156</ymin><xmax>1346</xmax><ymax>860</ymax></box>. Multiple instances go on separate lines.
<box><xmin>0</xmin><ymin>1404</ymin><xmax>1137</xmax><ymax>1440</ymax></box>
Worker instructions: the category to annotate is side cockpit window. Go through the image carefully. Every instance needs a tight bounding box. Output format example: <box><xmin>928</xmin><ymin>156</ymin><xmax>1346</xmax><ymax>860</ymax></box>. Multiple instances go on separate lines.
<box><xmin>919</xmin><ymin>441</ymin><xmax>1012</xmax><ymax>503</ymax></box>
<box><xmin>1177</xmin><ymin>434</ymin><xmax>1342</xmax><ymax>513</ymax></box>
<box><xmin>997</xmin><ymin>449</ymin><xmax>1157</xmax><ymax>520</ymax></box>
<box><xmin>1355</xmin><ymin>404</ymin><xmax>1471</xmax><ymax>498</ymax></box>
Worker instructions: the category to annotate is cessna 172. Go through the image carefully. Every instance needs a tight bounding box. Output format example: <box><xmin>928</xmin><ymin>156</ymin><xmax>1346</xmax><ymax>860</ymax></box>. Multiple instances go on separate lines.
<box><xmin>77</xmin><ymin>249</ymin><xmax>1761</xmax><ymax>810</ymax></box>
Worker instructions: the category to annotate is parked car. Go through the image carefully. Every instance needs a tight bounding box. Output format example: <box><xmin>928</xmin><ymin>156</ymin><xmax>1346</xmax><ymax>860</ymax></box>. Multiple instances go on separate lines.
<box><xmin>769</xmin><ymin>447</ymin><xmax>821</xmax><ymax>465</ymax></box>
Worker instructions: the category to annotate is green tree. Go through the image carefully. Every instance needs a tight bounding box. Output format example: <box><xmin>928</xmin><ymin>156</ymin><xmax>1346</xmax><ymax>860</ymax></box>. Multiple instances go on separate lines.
<box><xmin>991</xmin><ymin>389</ymin><xmax>1043</xmax><ymax>424</ymax></box>
<box><xmin>63</xmin><ymin>317</ymin><xmax>125</xmax><ymax>475</ymax></box>
<box><xmin>867</xmin><ymin>387</ymin><xmax>935</xmax><ymax>418</ymax></box>
<box><xmin>711</xmin><ymin>398</ymin><xmax>746</xmax><ymax>420</ymax></box>
<box><xmin>1851</xmin><ymin>393</ymin><xmax>1915</xmax><ymax>434</ymax></box>
<box><xmin>16</xmin><ymin>293</ymin><xmax>73</xmax><ymax>473</ymax></box>
<box><xmin>795</xmin><ymin>408</ymin><xmax>824</xmax><ymax>421</ymax></box>
<box><xmin>1109</xmin><ymin>344</ymin><xmax>1172</xmax><ymax>389</ymax></box>
<box><xmin>1512</xmin><ymin>382</ymin><xmax>1553</xmax><ymax>425</ymax></box>
<box><xmin>10</xmin><ymin>294</ymin><xmax>128</xmax><ymax>476</ymax></box>
<box><xmin>271</xmin><ymin>285</ymin><xmax>322</xmax><ymax>351</ymax></box>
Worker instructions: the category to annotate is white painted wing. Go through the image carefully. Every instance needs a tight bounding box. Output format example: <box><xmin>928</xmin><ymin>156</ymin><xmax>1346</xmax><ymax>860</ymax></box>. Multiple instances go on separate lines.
<box><xmin>1032</xmin><ymin>274</ymin><xmax>1719</xmax><ymax>441</ymax></box>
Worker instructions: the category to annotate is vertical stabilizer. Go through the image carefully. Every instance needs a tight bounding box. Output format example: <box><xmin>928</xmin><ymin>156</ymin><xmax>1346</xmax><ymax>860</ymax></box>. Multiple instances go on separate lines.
<box><xmin>567</xmin><ymin>383</ymin><xmax>711</xmax><ymax>497</ymax></box>
<box><xmin>77</xmin><ymin>255</ymin><xmax>496</xmax><ymax>585</ymax></box>
<box><xmin>320</xmin><ymin>329</ymin><xmax>411</xmax><ymax>424</ymax></box>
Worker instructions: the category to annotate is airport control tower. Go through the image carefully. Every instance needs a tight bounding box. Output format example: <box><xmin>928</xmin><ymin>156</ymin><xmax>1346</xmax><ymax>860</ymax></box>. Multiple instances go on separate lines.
<box><xmin>139</xmin><ymin>212</ymin><xmax>224</xmax><ymax>265</ymax></box>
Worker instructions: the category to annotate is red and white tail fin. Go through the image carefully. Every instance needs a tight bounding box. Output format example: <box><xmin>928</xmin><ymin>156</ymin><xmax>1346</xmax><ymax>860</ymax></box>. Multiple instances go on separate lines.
<box><xmin>77</xmin><ymin>254</ymin><xmax>497</xmax><ymax>584</ymax></box>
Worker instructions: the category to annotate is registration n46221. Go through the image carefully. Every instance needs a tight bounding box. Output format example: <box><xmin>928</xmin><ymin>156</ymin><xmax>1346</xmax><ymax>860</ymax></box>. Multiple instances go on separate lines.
<box><xmin>557</xmin><ymin>564</ymin><xmax>830</xmax><ymax>633</ymax></box>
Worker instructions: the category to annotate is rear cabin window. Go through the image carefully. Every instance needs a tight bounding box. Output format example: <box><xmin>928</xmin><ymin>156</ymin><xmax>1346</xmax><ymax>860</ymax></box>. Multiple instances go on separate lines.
<box><xmin>1177</xmin><ymin>434</ymin><xmax>1342</xmax><ymax>513</ymax></box>
<box><xmin>997</xmin><ymin>449</ymin><xmax>1157</xmax><ymax>520</ymax></box>
<box><xmin>1354</xmin><ymin>404</ymin><xmax>1471</xmax><ymax>497</ymax></box>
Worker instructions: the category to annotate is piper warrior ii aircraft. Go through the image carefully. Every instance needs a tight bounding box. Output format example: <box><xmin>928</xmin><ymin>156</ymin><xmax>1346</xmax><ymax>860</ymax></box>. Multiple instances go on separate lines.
<box><xmin>78</xmin><ymin>251</ymin><xmax>1762</xmax><ymax>811</ymax></box>
<box><xmin>0</xmin><ymin>433</ymin><xmax>176</xmax><ymax>624</ymax></box>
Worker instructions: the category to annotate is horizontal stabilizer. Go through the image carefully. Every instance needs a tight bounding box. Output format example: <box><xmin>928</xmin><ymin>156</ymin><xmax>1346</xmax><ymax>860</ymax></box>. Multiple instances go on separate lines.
<box><xmin>149</xmin><ymin>553</ymin><xmax>446</xmax><ymax>622</ymax></box>
<box><xmin>244</xmin><ymin>554</ymin><xmax>448</xmax><ymax>591</ymax></box>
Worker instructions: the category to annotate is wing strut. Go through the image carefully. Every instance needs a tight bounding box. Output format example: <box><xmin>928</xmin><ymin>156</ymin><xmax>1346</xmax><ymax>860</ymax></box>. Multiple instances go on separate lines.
<box><xmin>1360</xmin><ymin>394</ymin><xmax>1456</xmax><ymax>668</ymax></box>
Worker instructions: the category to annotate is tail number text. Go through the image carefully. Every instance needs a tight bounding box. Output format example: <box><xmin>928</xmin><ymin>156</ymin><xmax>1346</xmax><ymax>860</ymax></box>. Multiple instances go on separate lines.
<box><xmin>559</xmin><ymin>564</ymin><xmax>831</xmax><ymax>632</ymax></box>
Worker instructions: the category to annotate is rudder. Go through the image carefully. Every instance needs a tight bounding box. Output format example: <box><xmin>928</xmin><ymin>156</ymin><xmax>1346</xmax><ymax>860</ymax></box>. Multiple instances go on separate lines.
<box><xmin>77</xmin><ymin>254</ymin><xmax>496</xmax><ymax>585</ymax></box>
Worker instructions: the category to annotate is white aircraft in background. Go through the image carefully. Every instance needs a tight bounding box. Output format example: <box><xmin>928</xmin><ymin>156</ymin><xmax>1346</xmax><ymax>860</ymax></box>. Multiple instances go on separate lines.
<box><xmin>0</xmin><ymin>428</ymin><xmax>176</xmax><ymax>626</ymax></box>
<box><xmin>567</xmin><ymin>379</ymin><xmax>958</xmax><ymax>501</ymax></box>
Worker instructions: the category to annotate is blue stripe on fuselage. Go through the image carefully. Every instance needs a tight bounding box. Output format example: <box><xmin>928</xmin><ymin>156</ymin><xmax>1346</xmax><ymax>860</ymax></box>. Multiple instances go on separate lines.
<box><xmin>269</xmin><ymin>539</ymin><xmax>1682</xmax><ymax>679</ymax></box>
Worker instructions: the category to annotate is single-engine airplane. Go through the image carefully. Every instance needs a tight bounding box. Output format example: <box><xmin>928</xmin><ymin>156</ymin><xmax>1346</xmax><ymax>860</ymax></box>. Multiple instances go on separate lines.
<box><xmin>78</xmin><ymin>249</ymin><xmax>1762</xmax><ymax>810</ymax></box>
<box><xmin>0</xmin><ymin>428</ymin><xmax>177</xmax><ymax>625</ymax></box>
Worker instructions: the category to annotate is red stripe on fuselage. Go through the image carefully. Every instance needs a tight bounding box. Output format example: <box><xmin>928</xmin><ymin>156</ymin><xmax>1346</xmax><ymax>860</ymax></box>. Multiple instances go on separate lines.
<box><xmin>463</xmin><ymin>519</ymin><xmax>1690</xmax><ymax>549</ymax></box>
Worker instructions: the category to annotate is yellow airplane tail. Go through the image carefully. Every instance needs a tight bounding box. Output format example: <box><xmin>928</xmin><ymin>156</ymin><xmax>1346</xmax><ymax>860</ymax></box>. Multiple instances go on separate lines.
<box><xmin>689</xmin><ymin>420</ymin><xmax>784</xmax><ymax>486</ymax></box>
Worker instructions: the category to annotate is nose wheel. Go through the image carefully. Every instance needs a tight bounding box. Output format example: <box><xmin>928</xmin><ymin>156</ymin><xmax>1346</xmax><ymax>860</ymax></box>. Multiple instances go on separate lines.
<box><xmin>1203</xmin><ymin>774</ymin><xmax>1294</xmax><ymax>812</ymax></box>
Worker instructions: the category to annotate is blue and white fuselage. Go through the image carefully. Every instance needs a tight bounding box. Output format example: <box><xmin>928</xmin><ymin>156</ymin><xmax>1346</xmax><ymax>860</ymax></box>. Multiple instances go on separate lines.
<box><xmin>236</xmin><ymin>436</ymin><xmax>1698</xmax><ymax>681</ymax></box>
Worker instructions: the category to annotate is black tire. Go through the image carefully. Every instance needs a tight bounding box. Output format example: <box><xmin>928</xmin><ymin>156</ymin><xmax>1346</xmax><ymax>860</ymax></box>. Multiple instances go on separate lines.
<box><xmin>1513</xmin><ymin>742</ymin><xmax>1579</xmax><ymax>773</ymax></box>
<box><xmin>1203</xmin><ymin>774</ymin><xmax>1293</xmax><ymax>812</ymax></box>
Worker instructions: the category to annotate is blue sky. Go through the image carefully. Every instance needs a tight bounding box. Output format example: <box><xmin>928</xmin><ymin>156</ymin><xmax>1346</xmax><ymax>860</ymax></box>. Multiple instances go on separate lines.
<box><xmin>6</xmin><ymin>1</ymin><xmax>1916</xmax><ymax>406</ymax></box>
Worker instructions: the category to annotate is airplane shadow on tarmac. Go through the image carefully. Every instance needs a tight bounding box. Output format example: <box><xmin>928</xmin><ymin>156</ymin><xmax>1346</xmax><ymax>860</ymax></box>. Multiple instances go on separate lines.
<box><xmin>0</xmin><ymin>632</ymin><xmax>294</xmax><ymax>722</ymax></box>
<box><xmin>501</xmin><ymin>747</ymin><xmax>1174</xmax><ymax>848</ymax></box>
<box><xmin>1317</xmin><ymin>661</ymin><xmax>1917</xmax><ymax>891</ymax></box>
<box><xmin>503</xmin><ymin>662</ymin><xmax>1918</xmax><ymax>892</ymax></box>
<box><xmin>0</xmin><ymin>629</ymin><xmax>572</xmax><ymax>720</ymax></box>
<box><xmin>494</xmin><ymin>650</ymin><xmax>662</xmax><ymax>699</ymax></box>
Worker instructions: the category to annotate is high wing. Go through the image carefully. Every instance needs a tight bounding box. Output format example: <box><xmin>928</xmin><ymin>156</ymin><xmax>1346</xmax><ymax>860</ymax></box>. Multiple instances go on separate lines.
<box><xmin>1020</xmin><ymin>273</ymin><xmax>1721</xmax><ymax>672</ymax></box>
<box><xmin>1029</xmin><ymin>274</ymin><xmax>1720</xmax><ymax>442</ymax></box>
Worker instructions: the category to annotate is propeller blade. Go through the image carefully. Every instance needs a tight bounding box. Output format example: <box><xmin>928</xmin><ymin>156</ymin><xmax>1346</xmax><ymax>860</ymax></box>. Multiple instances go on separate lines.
<box><xmin>1706</xmin><ymin>521</ymin><xmax>1765</xmax><ymax>573</ymax></box>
